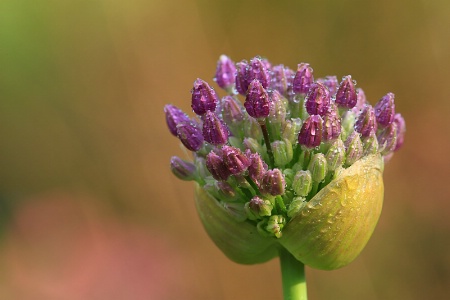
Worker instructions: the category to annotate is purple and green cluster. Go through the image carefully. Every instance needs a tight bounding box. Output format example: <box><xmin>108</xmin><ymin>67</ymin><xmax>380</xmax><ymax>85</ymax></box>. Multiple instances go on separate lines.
<box><xmin>165</xmin><ymin>55</ymin><xmax>405</xmax><ymax>239</ymax></box>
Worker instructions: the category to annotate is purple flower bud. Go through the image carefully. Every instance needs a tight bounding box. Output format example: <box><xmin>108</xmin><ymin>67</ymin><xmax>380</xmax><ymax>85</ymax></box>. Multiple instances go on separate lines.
<box><xmin>206</xmin><ymin>151</ymin><xmax>231</xmax><ymax>181</ymax></box>
<box><xmin>344</xmin><ymin>131</ymin><xmax>363</xmax><ymax>166</ymax></box>
<box><xmin>222</xmin><ymin>146</ymin><xmax>251</xmax><ymax>175</ymax></box>
<box><xmin>244</xmin><ymin>79</ymin><xmax>271</xmax><ymax>119</ymax></box>
<box><xmin>377</xmin><ymin>122</ymin><xmax>398</xmax><ymax>155</ymax></box>
<box><xmin>245</xmin><ymin>196</ymin><xmax>273</xmax><ymax>220</ymax></box>
<box><xmin>170</xmin><ymin>156</ymin><xmax>196</xmax><ymax>181</ymax></box>
<box><xmin>317</xmin><ymin>75</ymin><xmax>338</xmax><ymax>95</ymax></box>
<box><xmin>202</xmin><ymin>111</ymin><xmax>229</xmax><ymax>145</ymax></box>
<box><xmin>354</xmin><ymin>104</ymin><xmax>378</xmax><ymax>137</ymax></box>
<box><xmin>335</xmin><ymin>75</ymin><xmax>357</xmax><ymax>109</ymax></box>
<box><xmin>217</xmin><ymin>181</ymin><xmax>237</xmax><ymax>199</ymax></box>
<box><xmin>352</xmin><ymin>88</ymin><xmax>367</xmax><ymax>113</ymax></box>
<box><xmin>305</xmin><ymin>82</ymin><xmax>331</xmax><ymax>116</ymax></box>
<box><xmin>298</xmin><ymin>115</ymin><xmax>323</xmax><ymax>148</ymax></box>
<box><xmin>260</xmin><ymin>57</ymin><xmax>272</xmax><ymax>70</ymax></box>
<box><xmin>191</xmin><ymin>78</ymin><xmax>219</xmax><ymax>115</ymax></box>
<box><xmin>164</xmin><ymin>104</ymin><xmax>190</xmax><ymax>136</ymax></box>
<box><xmin>393</xmin><ymin>113</ymin><xmax>405</xmax><ymax>151</ymax></box>
<box><xmin>261</xmin><ymin>169</ymin><xmax>285</xmax><ymax>196</ymax></box>
<box><xmin>247</xmin><ymin>56</ymin><xmax>270</xmax><ymax>89</ymax></box>
<box><xmin>176</xmin><ymin>121</ymin><xmax>204</xmax><ymax>151</ymax></box>
<box><xmin>293</xmin><ymin>63</ymin><xmax>314</xmax><ymax>94</ymax></box>
<box><xmin>221</xmin><ymin>95</ymin><xmax>244</xmax><ymax>124</ymax></box>
<box><xmin>271</xmin><ymin>65</ymin><xmax>291</xmax><ymax>95</ymax></box>
<box><xmin>248</xmin><ymin>152</ymin><xmax>268</xmax><ymax>185</ymax></box>
<box><xmin>214</xmin><ymin>55</ymin><xmax>236</xmax><ymax>89</ymax></box>
<box><xmin>322</xmin><ymin>106</ymin><xmax>341</xmax><ymax>141</ymax></box>
<box><xmin>235</xmin><ymin>60</ymin><xmax>249</xmax><ymax>95</ymax></box>
<box><xmin>374</xmin><ymin>92</ymin><xmax>395</xmax><ymax>127</ymax></box>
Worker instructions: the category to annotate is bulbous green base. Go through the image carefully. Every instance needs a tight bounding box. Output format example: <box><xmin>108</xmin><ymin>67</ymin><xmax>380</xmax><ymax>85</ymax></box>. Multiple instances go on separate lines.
<box><xmin>195</xmin><ymin>154</ymin><xmax>384</xmax><ymax>270</ymax></box>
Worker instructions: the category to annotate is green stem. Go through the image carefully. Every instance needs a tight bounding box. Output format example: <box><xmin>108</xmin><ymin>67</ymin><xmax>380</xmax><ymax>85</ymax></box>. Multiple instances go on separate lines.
<box><xmin>279</xmin><ymin>247</ymin><xmax>307</xmax><ymax>300</ymax></box>
<box><xmin>260</xmin><ymin>121</ymin><xmax>275</xmax><ymax>167</ymax></box>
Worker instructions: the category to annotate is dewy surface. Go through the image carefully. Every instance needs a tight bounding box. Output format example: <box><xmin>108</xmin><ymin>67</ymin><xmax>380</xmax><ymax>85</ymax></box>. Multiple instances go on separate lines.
<box><xmin>165</xmin><ymin>55</ymin><xmax>404</xmax><ymax>270</ymax></box>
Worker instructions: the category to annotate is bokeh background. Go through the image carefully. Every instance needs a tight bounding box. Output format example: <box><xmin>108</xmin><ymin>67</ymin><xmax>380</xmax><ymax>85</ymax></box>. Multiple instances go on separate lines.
<box><xmin>1</xmin><ymin>0</ymin><xmax>450</xmax><ymax>299</ymax></box>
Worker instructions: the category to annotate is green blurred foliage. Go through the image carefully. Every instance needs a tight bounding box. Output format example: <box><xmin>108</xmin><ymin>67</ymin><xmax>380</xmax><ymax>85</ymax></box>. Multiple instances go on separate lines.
<box><xmin>1</xmin><ymin>0</ymin><xmax>450</xmax><ymax>299</ymax></box>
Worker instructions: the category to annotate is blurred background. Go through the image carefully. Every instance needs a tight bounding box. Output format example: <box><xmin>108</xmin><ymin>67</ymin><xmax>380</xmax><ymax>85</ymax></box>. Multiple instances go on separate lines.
<box><xmin>1</xmin><ymin>0</ymin><xmax>449</xmax><ymax>299</ymax></box>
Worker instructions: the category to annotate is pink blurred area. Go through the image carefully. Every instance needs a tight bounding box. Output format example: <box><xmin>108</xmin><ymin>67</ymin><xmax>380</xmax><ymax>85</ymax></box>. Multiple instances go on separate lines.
<box><xmin>1</xmin><ymin>192</ymin><xmax>183</xmax><ymax>299</ymax></box>
<box><xmin>1</xmin><ymin>0</ymin><xmax>450</xmax><ymax>299</ymax></box>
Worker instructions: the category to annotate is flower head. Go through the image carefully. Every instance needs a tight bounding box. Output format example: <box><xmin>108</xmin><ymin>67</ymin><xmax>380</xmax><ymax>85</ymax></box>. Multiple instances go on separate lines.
<box><xmin>164</xmin><ymin>55</ymin><xmax>405</xmax><ymax>270</ymax></box>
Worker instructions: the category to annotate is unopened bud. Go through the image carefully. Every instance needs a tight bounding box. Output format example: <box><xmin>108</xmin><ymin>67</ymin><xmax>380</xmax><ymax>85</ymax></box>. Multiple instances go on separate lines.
<box><xmin>305</xmin><ymin>82</ymin><xmax>331</xmax><ymax>116</ymax></box>
<box><xmin>308</xmin><ymin>153</ymin><xmax>328</xmax><ymax>183</ymax></box>
<box><xmin>191</xmin><ymin>78</ymin><xmax>219</xmax><ymax>115</ymax></box>
<box><xmin>265</xmin><ymin>215</ymin><xmax>286</xmax><ymax>238</ymax></box>
<box><xmin>287</xmin><ymin>197</ymin><xmax>307</xmax><ymax>218</ymax></box>
<box><xmin>261</xmin><ymin>169</ymin><xmax>286</xmax><ymax>196</ymax></box>
<box><xmin>282</xmin><ymin>118</ymin><xmax>302</xmax><ymax>144</ymax></box>
<box><xmin>245</xmin><ymin>79</ymin><xmax>271</xmax><ymax>119</ymax></box>
<box><xmin>206</xmin><ymin>151</ymin><xmax>231</xmax><ymax>181</ymax></box>
<box><xmin>248</xmin><ymin>56</ymin><xmax>271</xmax><ymax>89</ymax></box>
<box><xmin>335</xmin><ymin>75</ymin><xmax>357</xmax><ymax>109</ymax></box>
<box><xmin>325</xmin><ymin>138</ymin><xmax>345</xmax><ymax>171</ymax></box>
<box><xmin>317</xmin><ymin>76</ymin><xmax>338</xmax><ymax>95</ymax></box>
<box><xmin>202</xmin><ymin>111</ymin><xmax>229</xmax><ymax>145</ymax></box>
<box><xmin>244</xmin><ymin>196</ymin><xmax>273</xmax><ymax>220</ymax></box>
<box><xmin>176</xmin><ymin>121</ymin><xmax>204</xmax><ymax>151</ymax></box>
<box><xmin>243</xmin><ymin>137</ymin><xmax>264</xmax><ymax>154</ymax></box>
<box><xmin>222</xmin><ymin>146</ymin><xmax>251</xmax><ymax>175</ymax></box>
<box><xmin>377</xmin><ymin>122</ymin><xmax>398</xmax><ymax>155</ymax></box>
<box><xmin>222</xmin><ymin>95</ymin><xmax>245</xmax><ymax>124</ymax></box>
<box><xmin>235</xmin><ymin>60</ymin><xmax>249</xmax><ymax>95</ymax></box>
<box><xmin>293</xmin><ymin>63</ymin><xmax>314</xmax><ymax>94</ymax></box>
<box><xmin>170</xmin><ymin>156</ymin><xmax>196</xmax><ymax>181</ymax></box>
<box><xmin>374</xmin><ymin>92</ymin><xmax>395</xmax><ymax>127</ymax></box>
<box><xmin>214</xmin><ymin>55</ymin><xmax>236</xmax><ymax>90</ymax></box>
<box><xmin>344</xmin><ymin>131</ymin><xmax>364</xmax><ymax>166</ymax></box>
<box><xmin>272</xmin><ymin>139</ymin><xmax>293</xmax><ymax>167</ymax></box>
<box><xmin>164</xmin><ymin>104</ymin><xmax>191</xmax><ymax>136</ymax></box>
<box><xmin>362</xmin><ymin>131</ymin><xmax>379</xmax><ymax>155</ymax></box>
<box><xmin>292</xmin><ymin>170</ymin><xmax>313</xmax><ymax>197</ymax></box>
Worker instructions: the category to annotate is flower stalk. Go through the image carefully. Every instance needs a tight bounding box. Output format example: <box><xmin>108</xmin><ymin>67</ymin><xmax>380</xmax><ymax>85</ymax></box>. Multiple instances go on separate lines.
<box><xmin>164</xmin><ymin>55</ymin><xmax>405</xmax><ymax>300</ymax></box>
<box><xmin>280</xmin><ymin>247</ymin><xmax>307</xmax><ymax>300</ymax></box>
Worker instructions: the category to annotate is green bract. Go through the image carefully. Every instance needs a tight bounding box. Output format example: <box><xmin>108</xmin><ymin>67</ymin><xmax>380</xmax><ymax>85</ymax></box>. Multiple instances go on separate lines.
<box><xmin>195</xmin><ymin>154</ymin><xmax>383</xmax><ymax>270</ymax></box>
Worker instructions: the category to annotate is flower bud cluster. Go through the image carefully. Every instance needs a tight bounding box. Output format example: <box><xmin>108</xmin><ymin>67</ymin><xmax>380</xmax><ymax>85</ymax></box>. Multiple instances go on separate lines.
<box><xmin>165</xmin><ymin>55</ymin><xmax>405</xmax><ymax>239</ymax></box>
